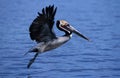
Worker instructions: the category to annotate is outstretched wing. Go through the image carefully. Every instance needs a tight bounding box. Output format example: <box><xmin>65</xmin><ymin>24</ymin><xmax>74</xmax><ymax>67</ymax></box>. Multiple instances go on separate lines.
<box><xmin>29</xmin><ymin>5</ymin><xmax>57</xmax><ymax>43</ymax></box>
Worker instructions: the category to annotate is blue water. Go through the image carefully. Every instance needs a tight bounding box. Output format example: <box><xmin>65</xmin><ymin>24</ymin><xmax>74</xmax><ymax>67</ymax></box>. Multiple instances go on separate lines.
<box><xmin>0</xmin><ymin>0</ymin><xmax>120</xmax><ymax>78</ymax></box>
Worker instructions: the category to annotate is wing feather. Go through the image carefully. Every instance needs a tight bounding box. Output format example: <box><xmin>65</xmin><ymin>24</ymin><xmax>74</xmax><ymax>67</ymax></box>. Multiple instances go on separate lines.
<box><xmin>29</xmin><ymin>5</ymin><xmax>57</xmax><ymax>43</ymax></box>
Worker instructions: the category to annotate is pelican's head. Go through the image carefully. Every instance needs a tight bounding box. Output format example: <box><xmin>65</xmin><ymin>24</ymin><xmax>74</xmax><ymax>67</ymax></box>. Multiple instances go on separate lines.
<box><xmin>56</xmin><ymin>20</ymin><xmax>89</xmax><ymax>41</ymax></box>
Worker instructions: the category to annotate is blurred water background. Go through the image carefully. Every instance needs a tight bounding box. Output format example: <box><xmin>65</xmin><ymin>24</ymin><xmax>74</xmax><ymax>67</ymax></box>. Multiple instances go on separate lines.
<box><xmin>0</xmin><ymin>0</ymin><xmax>120</xmax><ymax>78</ymax></box>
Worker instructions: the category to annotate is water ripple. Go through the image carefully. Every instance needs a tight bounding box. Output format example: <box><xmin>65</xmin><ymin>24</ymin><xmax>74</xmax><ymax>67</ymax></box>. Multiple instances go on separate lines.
<box><xmin>0</xmin><ymin>0</ymin><xmax>120</xmax><ymax>78</ymax></box>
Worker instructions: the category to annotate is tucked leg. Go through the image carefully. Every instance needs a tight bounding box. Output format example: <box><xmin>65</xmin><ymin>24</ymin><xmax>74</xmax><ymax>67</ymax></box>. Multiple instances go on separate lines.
<box><xmin>27</xmin><ymin>52</ymin><xmax>39</xmax><ymax>68</ymax></box>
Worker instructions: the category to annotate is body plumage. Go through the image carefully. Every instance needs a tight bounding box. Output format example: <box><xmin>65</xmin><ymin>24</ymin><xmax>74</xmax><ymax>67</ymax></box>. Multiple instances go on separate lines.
<box><xmin>27</xmin><ymin>5</ymin><xmax>89</xmax><ymax>68</ymax></box>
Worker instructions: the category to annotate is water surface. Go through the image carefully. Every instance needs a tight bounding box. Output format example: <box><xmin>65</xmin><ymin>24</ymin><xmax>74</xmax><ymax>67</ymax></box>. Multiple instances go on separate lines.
<box><xmin>0</xmin><ymin>0</ymin><xmax>120</xmax><ymax>78</ymax></box>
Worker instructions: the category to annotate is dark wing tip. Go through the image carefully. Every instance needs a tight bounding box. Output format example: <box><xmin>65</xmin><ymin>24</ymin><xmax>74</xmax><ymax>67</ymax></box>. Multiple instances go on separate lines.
<box><xmin>38</xmin><ymin>12</ymin><xmax>42</xmax><ymax>16</ymax></box>
<box><xmin>39</xmin><ymin>5</ymin><xmax>57</xmax><ymax>18</ymax></box>
<box><xmin>53</xmin><ymin>7</ymin><xmax>57</xmax><ymax>17</ymax></box>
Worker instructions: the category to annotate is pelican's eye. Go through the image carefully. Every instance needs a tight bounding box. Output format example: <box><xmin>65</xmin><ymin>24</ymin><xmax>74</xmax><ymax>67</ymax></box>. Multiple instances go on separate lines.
<box><xmin>66</xmin><ymin>24</ymin><xmax>70</xmax><ymax>26</ymax></box>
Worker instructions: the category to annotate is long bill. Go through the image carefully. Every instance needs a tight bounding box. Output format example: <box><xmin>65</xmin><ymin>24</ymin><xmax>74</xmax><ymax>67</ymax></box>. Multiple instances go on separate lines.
<box><xmin>68</xmin><ymin>26</ymin><xmax>90</xmax><ymax>41</ymax></box>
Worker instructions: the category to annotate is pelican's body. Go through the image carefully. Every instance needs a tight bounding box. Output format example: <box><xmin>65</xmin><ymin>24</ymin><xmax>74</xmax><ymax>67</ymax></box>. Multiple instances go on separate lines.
<box><xmin>30</xmin><ymin>36</ymin><xmax>71</xmax><ymax>52</ymax></box>
<box><xmin>27</xmin><ymin>5</ymin><xmax>89</xmax><ymax>68</ymax></box>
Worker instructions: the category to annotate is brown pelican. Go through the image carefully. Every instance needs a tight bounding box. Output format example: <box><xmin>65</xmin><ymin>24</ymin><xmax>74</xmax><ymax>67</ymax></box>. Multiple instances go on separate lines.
<box><xmin>27</xmin><ymin>5</ymin><xmax>89</xmax><ymax>68</ymax></box>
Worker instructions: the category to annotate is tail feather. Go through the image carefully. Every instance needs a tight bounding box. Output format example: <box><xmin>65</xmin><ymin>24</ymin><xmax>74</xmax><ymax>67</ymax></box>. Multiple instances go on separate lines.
<box><xmin>29</xmin><ymin>48</ymin><xmax>39</xmax><ymax>52</ymax></box>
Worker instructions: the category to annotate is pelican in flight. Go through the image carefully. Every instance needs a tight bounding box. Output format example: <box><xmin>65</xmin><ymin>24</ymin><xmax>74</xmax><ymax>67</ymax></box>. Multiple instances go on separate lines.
<box><xmin>27</xmin><ymin>5</ymin><xmax>89</xmax><ymax>68</ymax></box>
